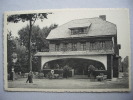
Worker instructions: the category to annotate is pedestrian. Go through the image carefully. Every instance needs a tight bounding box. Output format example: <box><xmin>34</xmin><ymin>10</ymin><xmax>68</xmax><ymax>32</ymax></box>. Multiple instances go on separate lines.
<box><xmin>88</xmin><ymin>65</ymin><xmax>96</xmax><ymax>81</ymax></box>
<box><xmin>63</xmin><ymin>65</ymin><xmax>69</xmax><ymax>78</ymax></box>
<box><xmin>26</xmin><ymin>71</ymin><xmax>33</xmax><ymax>83</ymax></box>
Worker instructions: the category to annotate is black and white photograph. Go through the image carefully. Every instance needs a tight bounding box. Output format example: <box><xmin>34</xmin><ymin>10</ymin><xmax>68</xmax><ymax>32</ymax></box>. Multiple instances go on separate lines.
<box><xmin>4</xmin><ymin>8</ymin><xmax>131</xmax><ymax>92</ymax></box>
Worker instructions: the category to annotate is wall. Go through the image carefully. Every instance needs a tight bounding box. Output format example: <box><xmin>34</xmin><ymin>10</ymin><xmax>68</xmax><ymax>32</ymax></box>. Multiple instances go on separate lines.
<box><xmin>41</xmin><ymin>55</ymin><xmax>107</xmax><ymax>70</ymax></box>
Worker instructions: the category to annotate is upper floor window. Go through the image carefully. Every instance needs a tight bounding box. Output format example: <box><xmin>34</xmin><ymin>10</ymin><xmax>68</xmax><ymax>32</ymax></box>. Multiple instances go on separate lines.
<box><xmin>100</xmin><ymin>41</ymin><xmax>105</xmax><ymax>49</ymax></box>
<box><xmin>55</xmin><ymin>44</ymin><xmax>59</xmax><ymax>51</ymax></box>
<box><xmin>71</xmin><ymin>28</ymin><xmax>88</xmax><ymax>35</ymax></box>
<box><xmin>81</xmin><ymin>42</ymin><xmax>86</xmax><ymax>51</ymax></box>
<box><xmin>90</xmin><ymin>42</ymin><xmax>95</xmax><ymax>50</ymax></box>
<box><xmin>63</xmin><ymin>43</ymin><xmax>68</xmax><ymax>51</ymax></box>
<box><xmin>72</xmin><ymin>43</ymin><xmax>77</xmax><ymax>51</ymax></box>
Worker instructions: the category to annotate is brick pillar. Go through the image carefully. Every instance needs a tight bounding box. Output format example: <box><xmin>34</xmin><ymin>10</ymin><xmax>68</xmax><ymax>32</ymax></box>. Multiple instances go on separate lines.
<box><xmin>107</xmin><ymin>54</ymin><xmax>113</xmax><ymax>79</ymax></box>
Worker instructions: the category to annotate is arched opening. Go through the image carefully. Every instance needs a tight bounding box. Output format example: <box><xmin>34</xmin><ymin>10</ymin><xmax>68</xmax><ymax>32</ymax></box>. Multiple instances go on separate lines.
<box><xmin>42</xmin><ymin>58</ymin><xmax>105</xmax><ymax>76</ymax></box>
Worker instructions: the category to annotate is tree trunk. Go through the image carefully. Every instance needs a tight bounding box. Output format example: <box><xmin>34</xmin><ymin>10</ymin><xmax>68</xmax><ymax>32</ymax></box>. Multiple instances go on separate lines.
<box><xmin>29</xmin><ymin>20</ymin><xmax>32</xmax><ymax>71</ymax></box>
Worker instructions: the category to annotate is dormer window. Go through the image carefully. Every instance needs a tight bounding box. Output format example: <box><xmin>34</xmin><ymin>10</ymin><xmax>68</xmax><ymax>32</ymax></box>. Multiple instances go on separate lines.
<box><xmin>70</xmin><ymin>27</ymin><xmax>88</xmax><ymax>35</ymax></box>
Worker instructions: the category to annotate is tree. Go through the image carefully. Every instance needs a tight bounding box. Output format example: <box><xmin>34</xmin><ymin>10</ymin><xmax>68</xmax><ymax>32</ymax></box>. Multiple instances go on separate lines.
<box><xmin>18</xmin><ymin>24</ymin><xmax>57</xmax><ymax>52</ymax></box>
<box><xmin>17</xmin><ymin>24</ymin><xmax>57</xmax><ymax>72</ymax></box>
<box><xmin>7</xmin><ymin>31</ymin><xmax>16</xmax><ymax>73</ymax></box>
<box><xmin>14</xmin><ymin>38</ymin><xmax>28</xmax><ymax>72</ymax></box>
<box><xmin>7</xmin><ymin>13</ymin><xmax>52</xmax><ymax>71</ymax></box>
<box><xmin>122</xmin><ymin>56</ymin><xmax>129</xmax><ymax>72</ymax></box>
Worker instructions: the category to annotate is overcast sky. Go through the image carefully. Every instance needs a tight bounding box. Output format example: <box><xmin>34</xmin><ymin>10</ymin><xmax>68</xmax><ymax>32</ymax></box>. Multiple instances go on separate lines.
<box><xmin>7</xmin><ymin>9</ymin><xmax>130</xmax><ymax>59</ymax></box>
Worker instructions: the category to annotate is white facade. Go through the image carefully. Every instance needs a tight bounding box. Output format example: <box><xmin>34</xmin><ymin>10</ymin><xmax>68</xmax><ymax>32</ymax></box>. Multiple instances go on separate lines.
<box><xmin>41</xmin><ymin>55</ymin><xmax>107</xmax><ymax>70</ymax></box>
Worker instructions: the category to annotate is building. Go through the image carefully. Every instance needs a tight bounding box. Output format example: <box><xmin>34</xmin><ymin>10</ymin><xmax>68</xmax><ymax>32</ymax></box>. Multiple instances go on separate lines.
<box><xmin>35</xmin><ymin>15</ymin><xmax>121</xmax><ymax>79</ymax></box>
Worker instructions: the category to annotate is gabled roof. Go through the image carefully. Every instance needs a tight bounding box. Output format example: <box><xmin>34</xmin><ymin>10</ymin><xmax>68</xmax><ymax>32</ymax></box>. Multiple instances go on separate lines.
<box><xmin>46</xmin><ymin>17</ymin><xmax>117</xmax><ymax>40</ymax></box>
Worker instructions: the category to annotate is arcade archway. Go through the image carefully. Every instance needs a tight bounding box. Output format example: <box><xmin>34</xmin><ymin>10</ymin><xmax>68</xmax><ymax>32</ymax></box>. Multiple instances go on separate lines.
<box><xmin>43</xmin><ymin>58</ymin><xmax>105</xmax><ymax>75</ymax></box>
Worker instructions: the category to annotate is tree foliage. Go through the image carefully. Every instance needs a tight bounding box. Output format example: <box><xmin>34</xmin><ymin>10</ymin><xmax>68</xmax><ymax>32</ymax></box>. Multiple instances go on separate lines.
<box><xmin>7</xmin><ymin>33</ymin><xmax>29</xmax><ymax>73</ymax></box>
<box><xmin>7</xmin><ymin>13</ymin><xmax>50</xmax><ymax>23</ymax></box>
<box><xmin>14</xmin><ymin>38</ymin><xmax>28</xmax><ymax>72</ymax></box>
<box><xmin>7</xmin><ymin>32</ymin><xmax>16</xmax><ymax>73</ymax></box>
<box><xmin>7</xmin><ymin>24</ymin><xmax>58</xmax><ymax>73</ymax></box>
<box><xmin>18</xmin><ymin>24</ymin><xmax>57</xmax><ymax>72</ymax></box>
<box><xmin>121</xmin><ymin>56</ymin><xmax>129</xmax><ymax>72</ymax></box>
<box><xmin>18</xmin><ymin>24</ymin><xmax>57</xmax><ymax>52</ymax></box>
<box><xmin>7</xmin><ymin>13</ymin><xmax>52</xmax><ymax>71</ymax></box>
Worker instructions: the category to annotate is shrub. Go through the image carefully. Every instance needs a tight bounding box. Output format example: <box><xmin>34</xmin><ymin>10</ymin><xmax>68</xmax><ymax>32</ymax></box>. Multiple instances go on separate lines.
<box><xmin>38</xmin><ymin>72</ymin><xmax>44</xmax><ymax>79</ymax></box>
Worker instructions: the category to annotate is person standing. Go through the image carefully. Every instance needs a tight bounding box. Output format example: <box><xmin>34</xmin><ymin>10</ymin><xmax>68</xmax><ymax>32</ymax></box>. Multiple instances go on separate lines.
<box><xmin>26</xmin><ymin>71</ymin><xmax>33</xmax><ymax>83</ymax></box>
<box><xmin>63</xmin><ymin>65</ymin><xmax>70</xmax><ymax>78</ymax></box>
<box><xmin>88</xmin><ymin>65</ymin><xmax>96</xmax><ymax>80</ymax></box>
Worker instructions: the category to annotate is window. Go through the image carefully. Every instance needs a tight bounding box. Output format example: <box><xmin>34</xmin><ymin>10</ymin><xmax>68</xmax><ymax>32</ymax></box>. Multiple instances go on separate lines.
<box><xmin>90</xmin><ymin>42</ymin><xmax>95</xmax><ymax>50</ymax></box>
<box><xmin>105</xmin><ymin>41</ymin><xmax>113</xmax><ymax>50</ymax></box>
<box><xmin>71</xmin><ymin>28</ymin><xmax>88</xmax><ymax>35</ymax></box>
<box><xmin>72</xmin><ymin>43</ymin><xmax>77</xmax><ymax>51</ymax></box>
<box><xmin>71</xmin><ymin>29</ymin><xmax>78</xmax><ymax>35</ymax></box>
<box><xmin>55</xmin><ymin>44</ymin><xmax>59</xmax><ymax>51</ymax></box>
<box><xmin>79</xmin><ymin>28</ymin><xmax>84</xmax><ymax>33</ymax></box>
<box><xmin>63</xmin><ymin>43</ymin><xmax>68</xmax><ymax>51</ymax></box>
<box><xmin>101</xmin><ymin>41</ymin><xmax>105</xmax><ymax>49</ymax></box>
<box><xmin>81</xmin><ymin>42</ymin><xmax>86</xmax><ymax>51</ymax></box>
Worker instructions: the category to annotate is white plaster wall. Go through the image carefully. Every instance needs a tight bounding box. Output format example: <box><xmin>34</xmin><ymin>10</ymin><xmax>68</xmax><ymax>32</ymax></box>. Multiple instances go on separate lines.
<box><xmin>41</xmin><ymin>55</ymin><xmax>107</xmax><ymax>70</ymax></box>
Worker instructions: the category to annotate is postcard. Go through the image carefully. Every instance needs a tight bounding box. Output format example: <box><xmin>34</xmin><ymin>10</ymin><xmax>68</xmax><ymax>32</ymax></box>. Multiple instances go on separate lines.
<box><xmin>4</xmin><ymin>8</ymin><xmax>131</xmax><ymax>92</ymax></box>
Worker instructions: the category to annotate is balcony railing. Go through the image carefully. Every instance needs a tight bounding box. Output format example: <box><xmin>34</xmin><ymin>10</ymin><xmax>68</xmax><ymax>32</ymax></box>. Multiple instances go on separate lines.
<box><xmin>54</xmin><ymin>47</ymin><xmax>113</xmax><ymax>53</ymax></box>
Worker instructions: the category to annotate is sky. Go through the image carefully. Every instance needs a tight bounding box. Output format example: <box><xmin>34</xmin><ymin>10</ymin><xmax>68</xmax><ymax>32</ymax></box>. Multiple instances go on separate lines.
<box><xmin>6</xmin><ymin>9</ymin><xmax>131</xmax><ymax>59</ymax></box>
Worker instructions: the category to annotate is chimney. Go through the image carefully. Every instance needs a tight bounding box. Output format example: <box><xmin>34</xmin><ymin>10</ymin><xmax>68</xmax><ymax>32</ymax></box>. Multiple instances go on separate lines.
<box><xmin>99</xmin><ymin>15</ymin><xmax>106</xmax><ymax>21</ymax></box>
